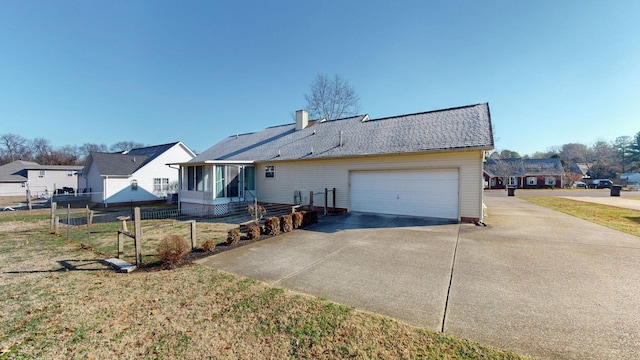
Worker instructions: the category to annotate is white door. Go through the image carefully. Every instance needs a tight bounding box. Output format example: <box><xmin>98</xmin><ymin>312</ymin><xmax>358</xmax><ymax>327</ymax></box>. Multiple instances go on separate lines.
<box><xmin>350</xmin><ymin>169</ymin><xmax>459</xmax><ymax>219</ymax></box>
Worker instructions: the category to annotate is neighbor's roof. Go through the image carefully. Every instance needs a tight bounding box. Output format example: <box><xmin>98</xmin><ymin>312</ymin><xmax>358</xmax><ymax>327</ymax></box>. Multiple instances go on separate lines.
<box><xmin>0</xmin><ymin>160</ymin><xmax>82</xmax><ymax>182</ymax></box>
<box><xmin>484</xmin><ymin>158</ymin><xmax>564</xmax><ymax>177</ymax></box>
<box><xmin>522</xmin><ymin>158</ymin><xmax>564</xmax><ymax>176</ymax></box>
<box><xmin>86</xmin><ymin>142</ymin><xmax>183</xmax><ymax>176</ymax></box>
<box><xmin>190</xmin><ymin>103</ymin><xmax>494</xmax><ymax>163</ymax></box>
<box><xmin>483</xmin><ymin>158</ymin><xmax>525</xmax><ymax>177</ymax></box>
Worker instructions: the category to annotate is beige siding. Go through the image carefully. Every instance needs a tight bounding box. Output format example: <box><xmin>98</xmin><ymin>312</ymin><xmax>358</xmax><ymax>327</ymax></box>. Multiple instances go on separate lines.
<box><xmin>255</xmin><ymin>150</ymin><xmax>484</xmax><ymax>221</ymax></box>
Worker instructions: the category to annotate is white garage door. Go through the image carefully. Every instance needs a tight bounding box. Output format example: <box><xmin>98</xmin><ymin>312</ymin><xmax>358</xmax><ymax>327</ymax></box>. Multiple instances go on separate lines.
<box><xmin>350</xmin><ymin>169</ymin><xmax>459</xmax><ymax>219</ymax></box>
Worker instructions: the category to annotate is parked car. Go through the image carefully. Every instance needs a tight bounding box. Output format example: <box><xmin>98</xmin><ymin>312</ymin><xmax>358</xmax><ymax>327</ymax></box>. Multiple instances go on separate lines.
<box><xmin>570</xmin><ymin>181</ymin><xmax>587</xmax><ymax>188</ymax></box>
<box><xmin>588</xmin><ymin>179</ymin><xmax>612</xmax><ymax>189</ymax></box>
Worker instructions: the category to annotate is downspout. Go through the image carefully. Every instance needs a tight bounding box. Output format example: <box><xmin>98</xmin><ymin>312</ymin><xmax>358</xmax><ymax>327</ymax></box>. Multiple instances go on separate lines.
<box><xmin>103</xmin><ymin>176</ymin><xmax>108</xmax><ymax>208</ymax></box>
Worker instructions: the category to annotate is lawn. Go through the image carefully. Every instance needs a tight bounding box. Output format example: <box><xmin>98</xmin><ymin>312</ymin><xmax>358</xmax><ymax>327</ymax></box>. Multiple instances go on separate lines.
<box><xmin>522</xmin><ymin>196</ymin><xmax>640</xmax><ymax>237</ymax></box>
<box><xmin>0</xmin><ymin>212</ymin><xmax>530</xmax><ymax>359</ymax></box>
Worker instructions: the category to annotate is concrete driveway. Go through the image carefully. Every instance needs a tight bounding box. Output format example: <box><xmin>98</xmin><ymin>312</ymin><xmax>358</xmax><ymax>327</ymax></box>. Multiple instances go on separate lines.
<box><xmin>197</xmin><ymin>196</ymin><xmax>640</xmax><ymax>359</ymax></box>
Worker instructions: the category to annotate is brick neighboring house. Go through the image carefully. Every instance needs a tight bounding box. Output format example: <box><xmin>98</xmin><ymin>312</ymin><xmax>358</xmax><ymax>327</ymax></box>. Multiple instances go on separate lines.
<box><xmin>484</xmin><ymin>158</ymin><xmax>564</xmax><ymax>189</ymax></box>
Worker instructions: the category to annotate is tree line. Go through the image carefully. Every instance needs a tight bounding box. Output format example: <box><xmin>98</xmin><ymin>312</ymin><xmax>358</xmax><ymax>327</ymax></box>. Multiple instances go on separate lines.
<box><xmin>490</xmin><ymin>132</ymin><xmax>640</xmax><ymax>179</ymax></box>
<box><xmin>0</xmin><ymin>133</ymin><xmax>145</xmax><ymax>166</ymax></box>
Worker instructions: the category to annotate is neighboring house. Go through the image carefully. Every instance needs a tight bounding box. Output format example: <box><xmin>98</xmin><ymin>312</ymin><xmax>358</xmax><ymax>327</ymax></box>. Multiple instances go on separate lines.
<box><xmin>79</xmin><ymin>142</ymin><xmax>195</xmax><ymax>206</ymax></box>
<box><xmin>484</xmin><ymin>158</ymin><xmax>564</xmax><ymax>189</ymax></box>
<box><xmin>621</xmin><ymin>172</ymin><xmax>640</xmax><ymax>184</ymax></box>
<box><xmin>568</xmin><ymin>162</ymin><xmax>593</xmax><ymax>180</ymax></box>
<box><xmin>0</xmin><ymin>160</ymin><xmax>82</xmax><ymax>197</ymax></box>
<box><xmin>175</xmin><ymin>103</ymin><xmax>494</xmax><ymax>223</ymax></box>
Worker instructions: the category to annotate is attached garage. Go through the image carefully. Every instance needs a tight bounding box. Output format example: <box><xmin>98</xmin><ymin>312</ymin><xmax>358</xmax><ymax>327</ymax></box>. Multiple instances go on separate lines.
<box><xmin>349</xmin><ymin>169</ymin><xmax>459</xmax><ymax>220</ymax></box>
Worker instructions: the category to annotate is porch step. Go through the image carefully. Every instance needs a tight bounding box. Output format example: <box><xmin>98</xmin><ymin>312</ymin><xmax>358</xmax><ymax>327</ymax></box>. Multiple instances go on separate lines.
<box><xmin>103</xmin><ymin>258</ymin><xmax>136</xmax><ymax>273</ymax></box>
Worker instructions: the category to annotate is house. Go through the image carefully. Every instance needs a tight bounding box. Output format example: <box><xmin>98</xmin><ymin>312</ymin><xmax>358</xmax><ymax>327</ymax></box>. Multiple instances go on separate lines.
<box><xmin>568</xmin><ymin>162</ymin><xmax>593</xmax><ymax>180</ymax></box>
<box><xmin>621</xmin><ymin>172</ymin><xmax>640</xmax><ymax>185</ymax></box>
<box><xmin>175</xmin><ymin>103</ymin><xmax>494</xmax><ymax>223</ymax></box>
<box><xmin>484</xmin><ymin>158</ymin><xmax>564</xmax><ymax>189</ymax></box>
<box><xmin>79</xmin><ymin>142</ymin><xmax>195</xmax><ymax>206</ymax></box>
<box><xmin>0</xmin><ymin>160</ymin><xmax>82</xmax><ymax>197</ymax></box>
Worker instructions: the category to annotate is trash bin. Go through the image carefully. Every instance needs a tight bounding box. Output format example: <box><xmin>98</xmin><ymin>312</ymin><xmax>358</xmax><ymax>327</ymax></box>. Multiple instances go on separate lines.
<box><xmin>507</xmin><ymin>186</ymin><xmax>516</xmax><ymax>196</ymax></box>
<box><xmin>610</xmin><ymin>185</ymin><xmax>622</xmax><ymax>197</ymax></box>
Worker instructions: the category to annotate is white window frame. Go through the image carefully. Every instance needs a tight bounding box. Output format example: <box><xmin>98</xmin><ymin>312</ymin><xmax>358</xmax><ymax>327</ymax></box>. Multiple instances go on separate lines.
<box><xmin>67</xmin><ymin>170</ymin><xmax>74</xmax><ymax>177</ymax></box>
<box><xmin>153</xmin><ymin>178</ymin><xmax>170</xmax><ymax>193</ymax></box>
<box><xmin>131</xmin><ymin>179</ymin><xmax>138</xmax><ymax>191</ymax></box>
<box><xmin>265</xmin><ymin>165</ymin><xmax>275</xmax><ymax>179</ymax></box>
<box><xmin>527</xmin><ymin>177</ymin><xmax>537</xmax><ymax>186</ymax></box>
<box><xmin>39</xmin><ymin>170</ymin><xmax>46</xmax><ymax>178</ymax></box>
<box><xmin>545</xmin><ymin>177</ymin><xmax>556</xmax><ymax>186</ymax></box>
<box><xmin>508</xmin><ymin>176</ymin><xmax>517</xmax><ymax>186</ymax></box>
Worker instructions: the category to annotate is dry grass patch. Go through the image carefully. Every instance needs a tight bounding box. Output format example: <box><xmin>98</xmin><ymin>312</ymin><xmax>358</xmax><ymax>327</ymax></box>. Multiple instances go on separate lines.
<box><xmin>0</xmin><ymin>215</ymin><xmax>530</xmax><ymax>359</ymax></box>
<box><xmin>522</xmin><ymin>196</ymin><xmax>640</xmax><ymax>237</ymax></box>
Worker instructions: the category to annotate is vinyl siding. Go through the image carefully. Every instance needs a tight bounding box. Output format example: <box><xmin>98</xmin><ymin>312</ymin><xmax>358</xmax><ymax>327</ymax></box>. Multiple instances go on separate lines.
<box><xmin>255</xmin><ymin>150</ymin><xmax>484</xmax><ymax>221</ymax></box>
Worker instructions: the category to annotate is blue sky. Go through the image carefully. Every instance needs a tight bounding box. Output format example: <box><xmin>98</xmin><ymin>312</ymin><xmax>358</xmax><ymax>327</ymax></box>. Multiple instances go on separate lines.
<box><xmin>1</xmin><ymin>1</ymin><xmax>638</xmax><ymax>155</ymax></box>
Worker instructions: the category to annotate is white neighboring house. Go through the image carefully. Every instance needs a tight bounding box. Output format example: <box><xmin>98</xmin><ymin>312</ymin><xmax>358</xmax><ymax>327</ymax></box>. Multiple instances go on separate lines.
<box><xmin>79</xmin><ymin>142</ymin><xmax>195</xmax><ymax>206</ymax></box>
<box><xmin>621</xmin><ymin>172</ymin><xmax>640</xmax><ymax>185</ymax></box>
<box><xmin>0</xmin><ymin>160</ymin><xmax>82</xmax><ymax>197</ymax></box>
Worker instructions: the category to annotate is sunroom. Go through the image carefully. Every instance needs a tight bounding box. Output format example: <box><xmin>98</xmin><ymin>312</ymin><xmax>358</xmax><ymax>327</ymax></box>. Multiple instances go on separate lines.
<box><xmin>178</xmin><ymin>161</ymin><xmax>256</xmax><ymax>215</ymax></box>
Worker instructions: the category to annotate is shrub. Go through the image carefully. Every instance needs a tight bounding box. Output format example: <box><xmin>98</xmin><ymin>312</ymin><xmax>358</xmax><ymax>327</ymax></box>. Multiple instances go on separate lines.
<box><xmin>226</xmin><ymin>228</ymin><xmax>241</xmax><ymax>245</ymax></box>
<box><xmin>292</xmin><ymin>212</ymin><xmax>303</xmax><ymax>229</ymax></box>
<box><xmin>157</xmin><ymin>235</ymin><xmax>189</xmax><ymax>268</ymax></box>
<box><xmin>247</xmin><ymin>225</ymin><xmax>261</xmax><ymax>240</ymax></box>
<box><xmin>202</xmin><ymin>239</ymin><xmax>216</xmax><ymax>252</ymax></box>
<box><xmin>281</xmin><ymin>214</ymin><xmax>293</xmax><ymax>233</ymax></box>
<box><xmin>264</xmin><ymin>217</ymin><xmax>280</xmax><ymax>236</ymax></box>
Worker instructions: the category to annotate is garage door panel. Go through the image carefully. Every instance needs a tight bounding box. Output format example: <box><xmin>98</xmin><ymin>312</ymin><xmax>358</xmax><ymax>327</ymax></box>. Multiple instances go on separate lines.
<box><xmin>350</xmin><ymin>169</ymin><xmax>459</xmax><ymax>219</ymax></box>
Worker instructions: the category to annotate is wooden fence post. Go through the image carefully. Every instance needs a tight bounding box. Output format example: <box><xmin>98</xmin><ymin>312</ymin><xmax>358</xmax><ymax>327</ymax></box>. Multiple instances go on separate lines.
<box><xmin>333</xmin><ymin>187</ymin><xmax>336</xmax><ymax>212</ymax></box>
<box><xmin>117</xmin><ymin>232</ymin><xmax>124</xmax><ymax>259</ymax></box>
<box><xmin>309</xmin><ymin>191</ymin><xmax>314</xmax><ymax>210</ymax></box>
<box><xmin>191</xmin><ymin>220</ymin><xmax>197</xmax><ymax>250</ymax></box>
<box><xmin>54</xmin><ymin>216</ymin><xmax>60</xmax><ymax>235</ymax></box>
<box><xmin>50</xmin><ymin>202</ymin><xmax>57</xmax><ymax>234</ymax></box>
<box><xmin>26</xmin><ymin>189</ymin><xmax>32</xmax><ymax>210</ymax></box>
<box><xmin>134</xmin><ymin>207</ymin><xmax>142</xmax><ymax>266</ymax></box>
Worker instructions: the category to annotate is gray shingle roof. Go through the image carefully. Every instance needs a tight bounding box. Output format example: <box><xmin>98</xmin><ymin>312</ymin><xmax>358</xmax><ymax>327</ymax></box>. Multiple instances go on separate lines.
<box><xmin>87</xmin><ymin>142</ymin><xmax>180</xmax><ymax>176</ymax></box>
<box><xmin>484</xmin><ymin>158</ymin><xmax>564</xmax><ymax>177</ymax></box>
<box><xmin>191</xmin><ymin>103</ymin><xmax>494</xmax><ymax>163</ymax></box>
<box><xmin>0</xmin><ymin>160</ymin><xmax>81</xmax><ymax>182</ymax></box>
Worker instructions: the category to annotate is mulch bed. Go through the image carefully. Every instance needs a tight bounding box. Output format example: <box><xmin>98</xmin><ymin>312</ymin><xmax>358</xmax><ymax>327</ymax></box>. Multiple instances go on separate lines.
<box><xmin>135</xmin><ymin>233</ymin><xmax>278</xmax><ymax>272</ymax></box>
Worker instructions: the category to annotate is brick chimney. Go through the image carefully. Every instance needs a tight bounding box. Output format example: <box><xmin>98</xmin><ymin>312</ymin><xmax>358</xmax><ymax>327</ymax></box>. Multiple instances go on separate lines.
<box><xmin>295</xmin><ymin>110</ymin><xmax>308</xmax><ymax>131</ymax></box>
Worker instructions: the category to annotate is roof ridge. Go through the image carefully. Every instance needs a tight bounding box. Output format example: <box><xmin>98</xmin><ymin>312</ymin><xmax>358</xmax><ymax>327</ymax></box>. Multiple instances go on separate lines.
<box><xmin>370</xmin><ymin>103</ymin><xmax>488</xmax><ymax>122</ymax></box>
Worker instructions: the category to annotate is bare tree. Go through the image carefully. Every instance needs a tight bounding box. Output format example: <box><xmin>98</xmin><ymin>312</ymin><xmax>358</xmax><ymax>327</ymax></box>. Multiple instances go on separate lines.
<box><xmin>109</xmin><ymin>141</ymin><xmax>145</xmax><ymax>153</ymax></box>
<box><xmin>0</xmin><ymin>133</ymin><xmax>30</xmax><ymax>163</ymax></box>
<box><xmin>304</xmin><ymin>73</ymin><xmax>360</xmax><ymax>120</ymax></box>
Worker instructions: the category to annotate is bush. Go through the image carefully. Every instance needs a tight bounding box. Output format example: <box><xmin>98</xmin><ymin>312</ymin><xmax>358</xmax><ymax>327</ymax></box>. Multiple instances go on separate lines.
<box><xmin>227</xmin><ymin>228</ymin><xmax>241</xmax><ymax>245</ymax></box>
<box><xmin>157</xmin><ymin>235</ymin><xmax>189</xmax><ymax>268</ymax></box>
<box><xmin>281</xmin><ymin>214</ymin><xmax>293</xmax><ymax>233</ymax></box>
<box><xmin>247</xmin><ymin>225</ymin><xmax>261</xmax><ymax>240</ymax></box>
<box><xmin>292</xmin><ymin>212</ymin><xmax>303</xmax><ymax>229</ymax></box>
<box><xmin>264</xmin><ymin>217</ymin><xmax>280</xmax><ymax>236</ymax></box>
<box><xmin>202</xmin><ymin>239</ymin><xmax>216</xmax><ymax>252</ymax></box>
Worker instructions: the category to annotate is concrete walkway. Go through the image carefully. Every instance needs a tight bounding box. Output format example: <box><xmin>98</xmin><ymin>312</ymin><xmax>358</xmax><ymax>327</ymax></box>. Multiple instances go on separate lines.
<box><xmin>197</xmin><ymin>197</ymin><xmax>640</xmax><ymax>359</ymax></box>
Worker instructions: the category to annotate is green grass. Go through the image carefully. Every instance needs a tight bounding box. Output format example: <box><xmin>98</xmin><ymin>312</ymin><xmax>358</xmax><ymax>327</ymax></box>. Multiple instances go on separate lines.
<box><xmin>0</xmin><ymin>211</ymin><xmax>531</xmax><ymax>359</ymax></box>
<box><xmin>522</xmin><ymin>196</ymin><xmax>640</xmax><ymax>237</ymax></box>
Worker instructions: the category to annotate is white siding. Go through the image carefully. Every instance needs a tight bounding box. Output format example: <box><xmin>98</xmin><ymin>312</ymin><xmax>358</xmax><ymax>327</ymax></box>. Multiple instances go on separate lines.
<box><xmin>255</xmin><ymin>150</ymin><xmax>485</xmax><ymax>221</ymax></box>
<box><xmin>26</xmin><ymin>169</ymin><xmax>78</xmax><ymax>193</ymax></box>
